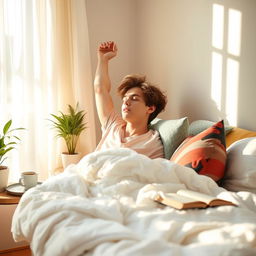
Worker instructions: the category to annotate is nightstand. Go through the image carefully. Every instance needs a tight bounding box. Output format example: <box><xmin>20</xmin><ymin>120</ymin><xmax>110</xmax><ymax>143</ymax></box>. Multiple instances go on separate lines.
<box><xmin>0</xmin><ymin>191</ymin><xmax>21</xmax><ymax>204</ymax></box>
<box><xmin>0</xmin><ymin>191</ymin><xmax>29</xmax><ymax>253</ymax></box>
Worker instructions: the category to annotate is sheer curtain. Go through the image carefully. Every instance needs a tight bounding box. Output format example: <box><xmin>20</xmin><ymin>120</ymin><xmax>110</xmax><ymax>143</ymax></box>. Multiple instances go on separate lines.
<box><xmin>0</xmin><ymin>0</ymin><xmax>96</xmax><ymax>182</ymax></box>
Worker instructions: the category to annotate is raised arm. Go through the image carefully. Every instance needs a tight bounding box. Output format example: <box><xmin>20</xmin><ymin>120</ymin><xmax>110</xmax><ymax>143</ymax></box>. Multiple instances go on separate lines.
<box><xmin>94</xmin><ymin>41</ymin><xmax>117</xmax><ymax>126</ymax></box>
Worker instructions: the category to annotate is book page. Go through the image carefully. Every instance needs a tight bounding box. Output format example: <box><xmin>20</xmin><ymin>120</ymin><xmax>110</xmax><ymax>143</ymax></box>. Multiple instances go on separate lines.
<box><xmin>156</xmin><ymin>192</ymin><xmax>207</xmax><ymax>209</ymax></box>
<box><xmin>177</xmin><ymin>190</ymin><xmax>216</xmax><ymax>205</ymax></box>
<box><xmin>162</xmin><ymin>193</ymin><xmax>202</xmax><ymax>204</ymax></box>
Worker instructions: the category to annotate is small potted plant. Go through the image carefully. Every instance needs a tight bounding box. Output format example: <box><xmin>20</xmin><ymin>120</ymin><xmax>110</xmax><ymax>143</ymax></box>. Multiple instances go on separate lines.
<box><xmin>49</xmin><ymin>103</ymin><xmax>87</xmax><ymax>168</ymax></box>
<box><xmin>0</xmin><ymin>120</ymin><xmax>24</xmax><ymax>192</ymax></box>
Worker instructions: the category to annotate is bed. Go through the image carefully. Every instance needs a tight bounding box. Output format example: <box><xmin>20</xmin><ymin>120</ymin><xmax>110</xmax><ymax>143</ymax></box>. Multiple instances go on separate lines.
<box><xmin>11</xmin><ymin>119</ymin><xmax>256</xmax><ymax>256</ymax></box>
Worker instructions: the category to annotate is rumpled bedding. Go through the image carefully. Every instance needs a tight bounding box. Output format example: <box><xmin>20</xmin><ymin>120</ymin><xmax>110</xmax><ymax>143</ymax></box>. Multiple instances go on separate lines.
<box><xmin>12</xmin><ymin>148</ymin><xmax>256</xmax><ymax>256</ymax></box>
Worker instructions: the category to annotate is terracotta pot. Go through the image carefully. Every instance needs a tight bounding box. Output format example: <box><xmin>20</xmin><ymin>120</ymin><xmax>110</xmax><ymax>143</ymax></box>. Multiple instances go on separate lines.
<box><xmin>61</xmin><ymin>152</ymin><xmax>81</xmax><ymax>168</ymax></box>
<box><xmin>0</xmin><ymin>166</ymin><xmax>9</xmax><ymax>192</ymax></box>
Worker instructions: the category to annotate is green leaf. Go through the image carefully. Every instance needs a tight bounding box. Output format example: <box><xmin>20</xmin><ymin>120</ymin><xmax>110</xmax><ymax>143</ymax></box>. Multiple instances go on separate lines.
<box><xmin>3</xmin><ymin>120</ymin><xmax>12</xmax><ymax>135</ymax></box>
<box><xmin>0</xmin><ymin>119</ymin><xmax>25</xmax><ymax>161</ymax></box>
<box><xmin>9</xmin><ymin>127</ymin><xmax>25</xmax><ymax>133</ymax></box>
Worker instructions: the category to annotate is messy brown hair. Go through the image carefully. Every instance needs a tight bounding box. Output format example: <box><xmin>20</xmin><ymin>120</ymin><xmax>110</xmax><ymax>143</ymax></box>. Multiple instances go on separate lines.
<box><xmin>117</xmin><ymin>75</ymin><xmax>167</xmax><ymax>124</ymax></box>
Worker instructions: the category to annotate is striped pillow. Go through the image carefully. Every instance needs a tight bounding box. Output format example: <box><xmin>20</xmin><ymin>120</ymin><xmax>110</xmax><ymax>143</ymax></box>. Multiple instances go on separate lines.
<box><xmin>170</xmin><ymin>120</ymin><xmax>227</xmax><ymax>181</ymax></box>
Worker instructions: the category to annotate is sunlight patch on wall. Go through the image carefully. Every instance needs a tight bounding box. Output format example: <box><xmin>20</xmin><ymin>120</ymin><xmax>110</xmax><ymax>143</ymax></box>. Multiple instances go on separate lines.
<box><xmin>225</xmin><ymin>58</ymin><xmax>239</xmax><ymax>126</ymax></box>
<box><xmin>211</xmin><ymin>3</ymin><xmax>242</xmax><ymax>127</ymax></box>
<box><xmin>211</xmin><ymin>4</ymin><xmax>224</xmax><ymax>111</ymax></box>
<box><xmin>228</xmin><ymin>9</ymin><xmax>242</xmax><ymax>57</ymax></box>
<box><xmin>212</xmin><ymin>4</ymin><xmax>224</xmax><ymax>50</ymax></box>
<box><xmin>225</xmin><ymin>8</ymin><xmax>242</xmax><ymax>126</ymax></box>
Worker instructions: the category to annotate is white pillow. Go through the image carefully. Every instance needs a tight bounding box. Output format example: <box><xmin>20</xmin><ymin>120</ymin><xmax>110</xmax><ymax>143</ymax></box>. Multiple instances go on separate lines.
<box><xmin>222</xmin><ymin>137</ymin><xmax>256</xmax><ymax>193</ymax></box>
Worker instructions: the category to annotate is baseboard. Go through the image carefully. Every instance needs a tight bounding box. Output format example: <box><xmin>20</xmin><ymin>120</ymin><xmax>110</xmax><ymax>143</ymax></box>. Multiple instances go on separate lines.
<box><xmin>0</xmin><ymin>245</ymin><xmax>30</xmax><ymax>254</ymax></box>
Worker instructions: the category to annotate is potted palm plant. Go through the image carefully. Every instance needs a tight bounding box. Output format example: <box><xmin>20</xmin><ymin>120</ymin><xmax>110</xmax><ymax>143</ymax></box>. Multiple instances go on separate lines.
<box><xmin>49</xmin><ymin>103</ymin><xmax>87</xmax><ymax>168</ymax></box>
<box><xmin>0</xmin><ymin>120</ymin><xmax>24</xmax><ymax>192</ymax></box>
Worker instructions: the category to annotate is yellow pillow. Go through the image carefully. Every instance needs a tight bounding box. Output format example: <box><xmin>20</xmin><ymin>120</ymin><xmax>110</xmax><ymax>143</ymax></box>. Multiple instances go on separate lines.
<box><xmin>226</xmin><ymin>127</ymin><xmax>256</xmax><ymax>147</ymax></box>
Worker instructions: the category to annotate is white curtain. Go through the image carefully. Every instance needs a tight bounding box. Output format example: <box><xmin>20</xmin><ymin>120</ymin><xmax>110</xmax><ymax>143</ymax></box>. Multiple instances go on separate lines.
<box><xmin>0</xmin><ymin>0</ymin><xmax>96</xmax><ymax>182</ymax></box>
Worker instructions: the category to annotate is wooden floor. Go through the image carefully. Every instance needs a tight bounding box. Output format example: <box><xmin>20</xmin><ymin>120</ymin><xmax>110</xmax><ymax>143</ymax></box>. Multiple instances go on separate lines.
<box><xmin>0</xmin><ymin>247</ymin><xmax>32</xmax><ymax>256</ymax></box>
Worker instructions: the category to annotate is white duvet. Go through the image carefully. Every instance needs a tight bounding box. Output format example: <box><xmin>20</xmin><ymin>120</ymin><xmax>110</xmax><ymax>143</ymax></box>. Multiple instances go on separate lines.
<box><xmin>12</xmin><ymin>149</ymin><xmax>256</xmax><ymax>256</ymax></box>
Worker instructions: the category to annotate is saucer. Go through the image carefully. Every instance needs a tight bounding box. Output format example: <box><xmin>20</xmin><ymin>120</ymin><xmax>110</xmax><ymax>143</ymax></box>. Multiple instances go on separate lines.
<box><xmin>6</xmin><ymin>182</ymin><xmax>42</xmax><ymax>196</ymax></box>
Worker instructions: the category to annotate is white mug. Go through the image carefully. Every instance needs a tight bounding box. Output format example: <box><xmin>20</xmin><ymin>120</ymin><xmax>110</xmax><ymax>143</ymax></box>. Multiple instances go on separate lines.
<box><xmin>19</xmin><ymin>171</ymin><xmax>38</xmax><ymax>190</ymax></box>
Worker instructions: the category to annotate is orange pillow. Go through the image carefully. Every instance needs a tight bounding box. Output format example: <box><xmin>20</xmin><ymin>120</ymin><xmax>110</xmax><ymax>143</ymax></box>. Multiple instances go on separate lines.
<box><xmin>226</xmin><ymin>127</ymin><xmax>256</xmax><ymax>147</ymax></box>
<box><xmin>170</xmin><ymin>120</ymin><xmax>227</xmax><ymax>181</ymax></box>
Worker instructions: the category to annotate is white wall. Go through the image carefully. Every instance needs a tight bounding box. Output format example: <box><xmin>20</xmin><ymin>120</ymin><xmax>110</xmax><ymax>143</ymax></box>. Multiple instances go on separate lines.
<box><xmin>86</xmin><ymin>0</ymin><xmax>256</xmax><ymax>142</ymax></box>
<box><xmin>86</xmin><ymin>0</ymin><xmax>136</xmax><ymax>141</ymax></box>
<box><xmin>135</xmin><ymin>0</ymin><xmax>256</xmax><ymax>130</ymax></box>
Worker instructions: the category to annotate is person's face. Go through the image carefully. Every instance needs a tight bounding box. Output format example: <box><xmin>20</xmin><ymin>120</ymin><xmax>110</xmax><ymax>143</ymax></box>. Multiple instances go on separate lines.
<box><xmin>121</xmin><ymin>87</ymin><xmax>155</xmax><ymax>123</ymax></box>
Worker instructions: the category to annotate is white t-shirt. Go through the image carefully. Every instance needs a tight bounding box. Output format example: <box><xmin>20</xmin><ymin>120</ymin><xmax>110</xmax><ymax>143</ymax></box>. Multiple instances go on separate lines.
<box><xmin>95</xmin><ymin>111</ymin><xmax>164</xmax><ymax>159</ymax></box>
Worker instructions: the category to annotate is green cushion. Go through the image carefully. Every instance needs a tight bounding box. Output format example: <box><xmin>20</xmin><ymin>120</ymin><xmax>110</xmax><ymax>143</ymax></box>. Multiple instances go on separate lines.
<box><xmin>150</xmin><ymin>117</ymin><xmax>189</xmax><ymax>159</ymax></box>
<box><xmin>189</xmin><ymin>120</ymin><xmax>233</xmax><ymax>136</ymax></box>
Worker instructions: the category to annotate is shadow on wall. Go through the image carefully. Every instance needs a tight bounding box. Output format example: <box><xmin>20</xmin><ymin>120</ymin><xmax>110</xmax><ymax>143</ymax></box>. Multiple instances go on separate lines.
<box><xmin>179</xmin><ymin>84</ymin><xmax>229</xmax><ymax>125</ymax></box>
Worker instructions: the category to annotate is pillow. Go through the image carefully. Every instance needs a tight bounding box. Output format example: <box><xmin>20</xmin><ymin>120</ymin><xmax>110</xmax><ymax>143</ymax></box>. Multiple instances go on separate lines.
<box><xmin>170</xmin><ymin>120</ymin><xmax>226</xmax><ymax>181</ymax></box>
<box><xmin>189</xmin><ymin>120</ymin><xmax>233</xmax><ymax>136</ymax></box>
<box><xmin>150</xmin><ymin>117</ymin><xmax>189</xmax><ymax>159</ymax></box>
<box><xmin>222</xmin><ymin>137</ymin><xmax>256</xmax><ymax>193</ymax></box>
<box><xmin>225</xmin><ymin>127</ymin><xmax>256</xmax><ymax>147</ymax></box>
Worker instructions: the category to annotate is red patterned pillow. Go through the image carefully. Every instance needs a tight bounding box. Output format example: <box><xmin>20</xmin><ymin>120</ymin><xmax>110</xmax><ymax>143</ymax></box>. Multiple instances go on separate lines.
<box><xmin>170</xmin><ymin>120</ymin><xmax>227</xmax><ymax>181</ymax></box>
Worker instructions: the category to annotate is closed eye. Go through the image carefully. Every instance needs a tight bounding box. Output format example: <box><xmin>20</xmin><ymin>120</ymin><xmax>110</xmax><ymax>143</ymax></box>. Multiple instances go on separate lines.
<box><xmin>123</xmin><ymin>94</ymin><xmax>141</xmax><ymax>102</ymax></box>
<box><xmin>131</xmin><ymin>96</ymin><xmax>139</xmax><ymax>100</ymax></box>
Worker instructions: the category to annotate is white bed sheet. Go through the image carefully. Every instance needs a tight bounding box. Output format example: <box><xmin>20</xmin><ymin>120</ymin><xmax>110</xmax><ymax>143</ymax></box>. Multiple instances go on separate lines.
<box><xmin>12</xmin><ymin>148</ymin><xmax>256</xmax><ymax>256</ymax></box>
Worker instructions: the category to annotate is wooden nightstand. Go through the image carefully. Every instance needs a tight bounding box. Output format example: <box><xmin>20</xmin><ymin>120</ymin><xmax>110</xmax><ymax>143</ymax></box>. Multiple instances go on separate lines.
<box><xmin>0</xmin><ymin>191</ymin><xmax>30</xmax><ymax>254</ymax></box>
<box><xmin>0</xmin><ymin>191</ymin><xmax>21</xmax><ymax>204</ymax></box>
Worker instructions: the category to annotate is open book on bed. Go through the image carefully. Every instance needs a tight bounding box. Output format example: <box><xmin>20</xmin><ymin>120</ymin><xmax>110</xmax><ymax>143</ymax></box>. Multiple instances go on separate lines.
<box><xmin>154</xmin><ymin>189</ymin><xmax>237</xmax><ymax>210</ymax></box>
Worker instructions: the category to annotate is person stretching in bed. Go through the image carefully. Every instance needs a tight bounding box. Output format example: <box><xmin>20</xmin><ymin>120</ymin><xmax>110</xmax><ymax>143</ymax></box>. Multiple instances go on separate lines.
<box><xmin>94</xmin><ymin>41</ymin><xmax>167</xmax><ymax>159</ymax></box>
